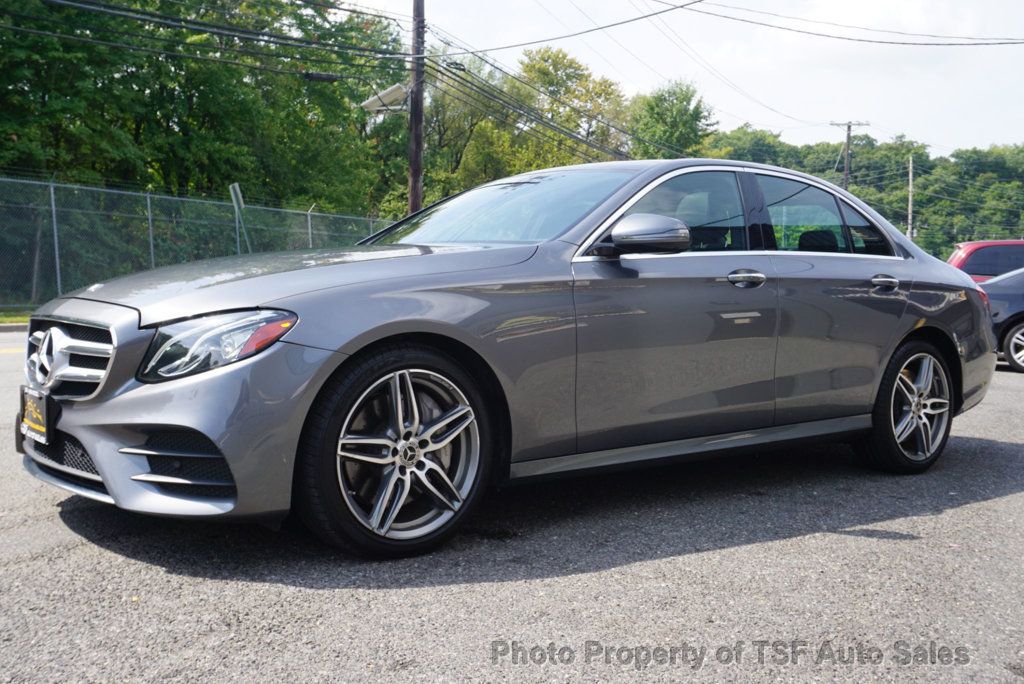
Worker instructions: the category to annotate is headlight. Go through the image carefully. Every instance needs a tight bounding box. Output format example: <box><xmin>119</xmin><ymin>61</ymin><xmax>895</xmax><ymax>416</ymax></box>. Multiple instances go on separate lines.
<box><xmin>139</xmin><ymin>309</ymin><xmax>297</xmax><ymax>382</ymax></box>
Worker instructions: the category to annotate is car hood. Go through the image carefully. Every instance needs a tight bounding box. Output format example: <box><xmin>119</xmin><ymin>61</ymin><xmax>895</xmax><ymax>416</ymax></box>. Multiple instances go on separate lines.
<box><xmin>67</xmin><ymin>243</ymin><xmax>537</xmax><ymax>326</ymax></box>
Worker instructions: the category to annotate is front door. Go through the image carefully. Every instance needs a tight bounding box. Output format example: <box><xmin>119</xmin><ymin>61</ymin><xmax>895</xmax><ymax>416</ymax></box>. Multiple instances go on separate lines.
<box><xmin>573</xmin><ymin>169</ymin><xmax>779</xmax><ymax>453</ymax></box>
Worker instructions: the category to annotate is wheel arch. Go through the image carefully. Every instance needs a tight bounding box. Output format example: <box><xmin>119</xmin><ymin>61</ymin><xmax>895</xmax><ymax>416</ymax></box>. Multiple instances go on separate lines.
<box><xmin>298</xmin><ymin>330</ymin><xmax>514</xmax><ymax>488</ymax></box>
<box><xmin>890</xmin><ymin>326</ymin><xmax>964</xmax><ymax>414</ymax></box>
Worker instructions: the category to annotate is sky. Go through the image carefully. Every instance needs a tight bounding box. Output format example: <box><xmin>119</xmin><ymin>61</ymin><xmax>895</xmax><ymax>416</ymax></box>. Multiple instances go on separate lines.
<box><xmin>354</xmin><ymin>0</ymin><xmax>1024</xmax><ymax>155</ymax></box>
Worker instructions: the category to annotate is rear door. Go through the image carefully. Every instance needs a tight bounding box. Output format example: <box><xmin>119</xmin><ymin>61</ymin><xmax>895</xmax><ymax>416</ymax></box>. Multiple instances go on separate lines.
<box><xmin>573</xmin><ymin>168</ymin><xmax>779</xmax><ymax>452</ymax></box>
<box><xmin>752</xmin><ymin>172</ymin><xmax>916</xmax><ymax>424</ymax></box>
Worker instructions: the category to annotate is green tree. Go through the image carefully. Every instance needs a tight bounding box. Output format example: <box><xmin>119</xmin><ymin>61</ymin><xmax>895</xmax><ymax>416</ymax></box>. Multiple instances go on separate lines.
<box><xmin>0</xmin><ymin>0</ymin><xmax>402</xmax><ymax>213</ymax></box>
<box><xmin>455</xmin><ymin>120</ymin><xmax>513</xmax><ymax>188</ymax></box>
<box><xmin>704</xmin><ymin>125</ymin><xmax>795</xmax><ymax>166</ymax></box>
<box><xmin>627</xmin><ymin>81</ymin><xmax>715</xmax><ymax>159</ymax></box>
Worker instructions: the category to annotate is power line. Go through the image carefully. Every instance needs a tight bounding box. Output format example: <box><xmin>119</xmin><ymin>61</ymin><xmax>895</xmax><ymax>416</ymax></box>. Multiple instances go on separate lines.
<box><xmin>848</xmin><ymin>168</ymin><xmax>911</xmax><ymax>184</ymax></box>
<box><xmin>925</xmin><ymin>174</ymin><xmax>1024</xmax><ymax>193</ymax></box>
<box><xmin>427</xmin><ymin>26</ymin><xmax>690</xmax><ymax>158</ymax></box>
<box><xmin>917</xmin><ymin>187</ymin><xmax>1024</xmax><ymax>212</ymax></box>
<box><xmin>0</xmin><ymin>13</ymin><xmax>410</xmax><ymax>106</ymax></box>
<box><xmin>3</xmin><ymin>7</ymin><xmax>411</xmax><ymax>115</ymax></box>
<box><xmin>4</xmin><ymin>8</ymin><xmax>404</xmax><ymax>79</ymax></box>
<box><xmin>701</xmin><ymin>2</ymin><xmax>1024</xmax><ymax>42</ymax></box>
<box><xmin>405</xmin><ymin>0</ymin><xmax>708</xmax><ymax>57</ymax></box>
<box><xmin>345</xmin><ymin>2</ymin><xmax>414</xmax><ymax>22</ymax></box>
<box><xmin>831</xmin><ymin>120</ymin><xmax>870</xmax><ymax>188</ymax></box>
<box><xmin>632</xmin><ymin>0</ymin><xmax>825</xmax><ymax>127</ymax></box>
<box><xmin>154</xmin><ymin>0</ymin><xmax>298</xmax><ymax>27</ymax></box>
<box><xmin>429</xmin><ymin>62</ymin><xmax>626</xmax><ymax>159</ymax></box>
<box><xmin>298</xmin><ymin>0</ymin><xmax>413</xmax><ymax>31</ymax></box>
<box><xmin>427</xmin><ymin>82</ymin><xmax>600</xmax><ymax>164</ymax></box>
<box><xmin>648</xmin><ymin>1</ymin><xmax>1024</xmax><ymax>46</ymax></box>
<box><xmin>441</xmin><ymin>60</ymin><xmax>645</xmax><ymax>158</ymax></box>
<box><xmin>44</xmin><ymin>0</ymin><xmax>412</xmax><ymax>60</ymax></box>
<box><xmin>39</xmin><ymin>0</ymin><xmax>413</xmax><ymax>107</ymax></box>
<box><xmin>529</xmin><ymin>0</ymin><xmax>633</xmax><ymax>84</ymax></box>
<box><xmin>565</xmin><ymin>0</ymin><xmax>672</xmax><ymax>82</ymax></box>
<box><xmin>433</xmin><ymin>63</ymin><xmax>631</xmax><ymax>160</ymax></box>
<box><xmin>428</xmin><ymin>65</ymin><xmax>596</xmax><ymax>152</ymax></box>
<box><xmin>0</xmin><ymin>22</ymin><xmax>361</xmax><ymax>80</ymax></box>
<box><xmin>18</xmin><ymin>2</ymin><xmax>646</xmax><ymax>159</ymax></box>
<box><xmin>425</xmin><ymin>70</ymin><xmax>601</xmax><ymax>164</ymax></box>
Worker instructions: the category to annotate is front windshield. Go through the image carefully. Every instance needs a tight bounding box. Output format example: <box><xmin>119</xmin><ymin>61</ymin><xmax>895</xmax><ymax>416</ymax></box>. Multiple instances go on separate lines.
<box><xmin>368</xmin><ymin>170</ymin><xmax>634</xmax><ymax>245</ymax></box>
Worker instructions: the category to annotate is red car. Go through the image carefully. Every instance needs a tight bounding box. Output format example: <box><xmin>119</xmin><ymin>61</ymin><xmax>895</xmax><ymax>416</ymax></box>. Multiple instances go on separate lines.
<box><xmin>947</xmin><ymin>240</ymin><xmax>1024</xmax><ymax>282</ymax></box>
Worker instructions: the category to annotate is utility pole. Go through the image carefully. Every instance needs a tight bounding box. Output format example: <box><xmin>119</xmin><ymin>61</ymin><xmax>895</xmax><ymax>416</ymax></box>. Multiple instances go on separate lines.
<box><xmin>408</xmin><ymin>0</ymin><xmax>425</xmax><ymax>214</ymax></box>
<box><xmin>830</xmin><ymin>121</ymin><xmax>869</xmax><ymax>189</ymax></box>
<box><xmin>907</xmin><ymin>154</ymin><xmax>914</xmax><ymax>239</ymax></box>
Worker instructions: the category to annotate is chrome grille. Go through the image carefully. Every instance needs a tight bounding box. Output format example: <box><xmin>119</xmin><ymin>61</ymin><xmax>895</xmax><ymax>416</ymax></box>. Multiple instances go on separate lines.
<box><xmin>27</xmin><ymin>318</ymin><xmax>114</xmax><ymax>400</ymax></box>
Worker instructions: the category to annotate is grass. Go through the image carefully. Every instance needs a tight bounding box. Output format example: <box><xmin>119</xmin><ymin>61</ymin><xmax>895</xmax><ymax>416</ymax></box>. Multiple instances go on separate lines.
<box><xmin>0</xmin><ymin>309</ymin><xmax>31</xmax><ymax>324</ymax></box>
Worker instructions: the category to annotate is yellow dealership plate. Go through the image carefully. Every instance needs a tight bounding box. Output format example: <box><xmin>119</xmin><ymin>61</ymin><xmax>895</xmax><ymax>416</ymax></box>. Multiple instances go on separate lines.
<box><xmin>20</xmin><ymin>386</ymin><xmax>50</xmax><ymax>445</ymax></box>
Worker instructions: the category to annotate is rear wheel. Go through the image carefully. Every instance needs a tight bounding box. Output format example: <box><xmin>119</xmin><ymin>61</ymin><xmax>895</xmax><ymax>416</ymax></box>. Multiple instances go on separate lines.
<box><xmin>295</xmin><ymin>344</ymin><xmax>492</xmax><ymax>556</ymax></box>
<box><xmin>859</xmin><ymin>341</ymin><xmax>953</xmax><ymax>473</ymax></box>
<box><xmin>1003</xmin><ymin>322</ymin><xmax>1024</xmax><ymax>373</ymax></box>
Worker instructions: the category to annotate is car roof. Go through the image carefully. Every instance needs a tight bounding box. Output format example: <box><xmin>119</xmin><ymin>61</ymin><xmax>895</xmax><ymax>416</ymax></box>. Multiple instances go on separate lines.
<box><xmin>955</xmin><ymin>239</ymin><xmax>1024</xmax><ymax>251</ymax></box>
<box><xmin>519</xmin><ymin>158</ymin><xmax>846</xmax><ymax>186</ymax></box>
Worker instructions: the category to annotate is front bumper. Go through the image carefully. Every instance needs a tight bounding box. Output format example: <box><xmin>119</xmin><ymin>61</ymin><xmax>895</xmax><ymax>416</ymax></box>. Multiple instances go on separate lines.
<box><xmin>17</xmin><ymin>297</ymin><xmax>342</xmax><ymax>519</ymax></box>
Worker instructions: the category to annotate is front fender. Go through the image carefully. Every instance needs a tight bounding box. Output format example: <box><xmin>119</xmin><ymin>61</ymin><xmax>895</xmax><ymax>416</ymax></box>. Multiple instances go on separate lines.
<box><xmin>270</xmin><ymin>242</ymin><xmax>580</xmax><ymax>462</ymax></box>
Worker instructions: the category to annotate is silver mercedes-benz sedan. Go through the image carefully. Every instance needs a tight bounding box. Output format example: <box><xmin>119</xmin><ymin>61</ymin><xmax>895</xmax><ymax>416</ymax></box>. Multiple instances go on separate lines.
<box><xmin>16</xmin><ymin>160</ymin><xmax>996</xmax><ymax>556</ymax></box>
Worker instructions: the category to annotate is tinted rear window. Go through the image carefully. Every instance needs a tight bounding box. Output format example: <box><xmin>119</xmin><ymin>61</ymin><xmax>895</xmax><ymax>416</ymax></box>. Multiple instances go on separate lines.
<box><xmin>963</xmin><ymin>245</ymin><xmax>1024</xmax><ymax>277</ymax></box>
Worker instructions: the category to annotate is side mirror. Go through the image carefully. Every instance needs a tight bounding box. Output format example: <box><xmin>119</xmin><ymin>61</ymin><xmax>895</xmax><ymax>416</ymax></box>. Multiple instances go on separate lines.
<box><xmin>610</xmin><ymin>213</ymin><xmax>691</xmax><ymax>254</ymax></box>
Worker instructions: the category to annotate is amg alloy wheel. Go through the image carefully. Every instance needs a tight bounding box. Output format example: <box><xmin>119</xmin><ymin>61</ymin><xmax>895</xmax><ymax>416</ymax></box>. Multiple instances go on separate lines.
<box><xmin>860</xmin><ymin>341</ymin><xmax>954</xmax><ymax>473</ymax></box>
<box><xmin>296</xmin><ymin>344</ymin><xmax>492</xmax><ymax>556</ymax></box>
<box><xmin>889</xmin><ymin>353</ymin><xmax>951</xmax><ymax>461</ymax></box>
<box><xmin>337</xmin><ymin>369</ymin><xmax>479</xmax><ymax>540</ymax></box>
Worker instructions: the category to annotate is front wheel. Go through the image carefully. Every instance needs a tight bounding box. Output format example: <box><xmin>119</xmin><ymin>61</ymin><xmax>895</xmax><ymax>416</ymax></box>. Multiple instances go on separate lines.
<box><xmin>295</xmin><ymin>343</ymin><xmax>493</xmax><ymax>557</ymax></box>
<box><xmin>1003</xmin><ymin>321</ymin><xmax>1024</xmax><ymax>373</ymax></box>
<box><xmin>859</xmin><ymin>341</ymin><xmax>954</xmax><ymax>473</ymax></box>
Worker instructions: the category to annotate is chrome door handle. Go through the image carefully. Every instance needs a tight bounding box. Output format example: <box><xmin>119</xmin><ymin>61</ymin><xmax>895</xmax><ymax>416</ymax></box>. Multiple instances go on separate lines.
<box><xmin>727</xmin><ymin>270</ymin><xmax>767</xmax><ymax>288</ymax></box>
<box><xmin>871</xmin><ymin>274</ymin><xmax>900</xmax><ymax>289</ymax></box>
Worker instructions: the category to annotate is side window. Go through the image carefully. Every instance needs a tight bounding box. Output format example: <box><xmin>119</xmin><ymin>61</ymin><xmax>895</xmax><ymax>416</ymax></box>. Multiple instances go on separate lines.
<box><xmin>840</xmin><ymin>201</ymin><xmax>894</xmax><ymax>256</ymax></box>
<box><xmin>963</xmin><ymin>246</ymin><xmax>1024</xmax><ymax>277</ymax></box>
<box><xmin>757</xmin><ymin>175</ymin><xmax>848</xmax><ymax>253</ymax></box>
<box><xmin>624</xmin><ymin>171</ymin><xmax>747</xmax><ymax>252</ymax></box>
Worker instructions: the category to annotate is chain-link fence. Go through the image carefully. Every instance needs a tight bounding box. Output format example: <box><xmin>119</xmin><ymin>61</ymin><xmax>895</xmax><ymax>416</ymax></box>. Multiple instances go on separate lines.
<box><xmin>0</xmin><ymin>177</ymin><xmax>392</xmax><ymax>306</ymax></box>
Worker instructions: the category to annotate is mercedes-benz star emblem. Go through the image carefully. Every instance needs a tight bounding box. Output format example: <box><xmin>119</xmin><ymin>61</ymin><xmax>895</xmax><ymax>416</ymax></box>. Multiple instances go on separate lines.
<box><xmin>27</xmin><ymin>327</ymin><xmax>71</xmax><ymax>388</ymax></box>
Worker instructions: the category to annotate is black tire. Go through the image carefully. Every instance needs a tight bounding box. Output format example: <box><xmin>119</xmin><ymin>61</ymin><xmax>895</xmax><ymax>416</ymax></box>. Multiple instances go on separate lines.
<box><xmin>1003</xmin><ymin>321</ymin><xmax>1024</xmax><ymax>373</ymax></box>
<box><xmin>294</xmin><ymin>343</ymin><xmax>494</xmax><ymax>557</ymax></box>
<box><xmin>858</xmin><ymin>340</ymin><xmax>954</xmax><ymax>474</ymax></box>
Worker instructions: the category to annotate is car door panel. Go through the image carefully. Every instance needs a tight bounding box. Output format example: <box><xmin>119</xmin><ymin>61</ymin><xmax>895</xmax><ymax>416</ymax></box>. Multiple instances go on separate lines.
<box><xmin>771</xmin><ymin>253</ymin><xmax>913</xmax><ymax>423</ymax></box>
<box><xmin>574</xmin><ymin>254</ymin><xmax>779</xmax><ymax>452</ymax></box>
<box><xmin>751</xmin><ymin>172</ymin><xmax>916</xmax><ymax>423</ymax></box>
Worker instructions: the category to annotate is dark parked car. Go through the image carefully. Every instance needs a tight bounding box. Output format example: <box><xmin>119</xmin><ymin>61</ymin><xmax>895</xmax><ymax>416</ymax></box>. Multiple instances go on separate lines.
<box><xmin>982</xmin><ymin>266</ymin><xmax>1024</xmax><ymax>372</ymax></box>
<box><xmin>947</xmin><ymin>239</ymin><xmax>1024</xmax><ymax>282</ymax></box>
<box><xmin>16</xmin><ymin>160</ymin><xmax>996</xmax><ymax>557</ymax></box>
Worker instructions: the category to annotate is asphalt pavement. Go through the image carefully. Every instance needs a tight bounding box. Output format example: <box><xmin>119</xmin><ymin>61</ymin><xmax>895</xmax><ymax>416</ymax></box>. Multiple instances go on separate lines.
<box><xmin>1</xmin><ymin>329</ymin><xmax>1022</xmax><ymax>682</ymax></box>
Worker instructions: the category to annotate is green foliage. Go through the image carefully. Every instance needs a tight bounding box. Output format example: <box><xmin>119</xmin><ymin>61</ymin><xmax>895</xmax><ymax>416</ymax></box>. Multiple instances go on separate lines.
<box><xmin>455</xmin><ymin>121</ymin><xmax>513</xmax><ymax>188</ymax></box>
<box><xmin>704</xmin><ymin>125</ymin><xmax>800</xmax><ymax>166</ymax></box>
<box><xmin>1</xmin><ymin>2</ymin><xmax>1020</xmax><ymax>259</ymax></box>
<box><xmin>0</xmin><ymin>0</ymin><xmax>402</xmax><ymax>214</ymax></box>
<box><xmin>628</xmin><ymin>81</ymin><xmax>715</xmax><ymax>159</ymax></box>
<box><xmin>702</xmin><ymin>129</ymin><xmax>1024</xmax><ymax>258</ymax></box>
